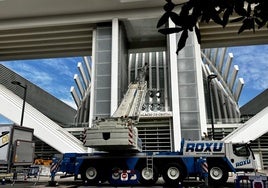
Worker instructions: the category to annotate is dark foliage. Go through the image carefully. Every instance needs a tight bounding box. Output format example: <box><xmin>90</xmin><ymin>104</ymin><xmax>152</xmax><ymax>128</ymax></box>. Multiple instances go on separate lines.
<box><xmin>157</xmin><ymin>0</ymin><xmax>268</xmax><ymax>53</ymax></box>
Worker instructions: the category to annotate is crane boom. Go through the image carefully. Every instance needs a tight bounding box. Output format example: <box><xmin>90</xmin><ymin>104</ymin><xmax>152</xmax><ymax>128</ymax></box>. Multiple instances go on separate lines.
<box><xmin>112</xmin><ymin>82</ymin><xmax>147</xmax><ymax>119</ymax></box>
<box><xmin>83</xmin><ymin>63</ymin><xmax>148</xmax><ymax>152</ymax></box>
<box><xmin>222</xmin><ymin>106</ymin><xmax>268</xmax><ymax>143</ymax></box>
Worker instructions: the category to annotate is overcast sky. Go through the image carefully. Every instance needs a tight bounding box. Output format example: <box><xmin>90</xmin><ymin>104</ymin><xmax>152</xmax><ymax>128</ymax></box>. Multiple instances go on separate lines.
<box><xmin>0</xmin><ymin>44</ymin><xmax>267</xmax><ymax>123</ymax></box>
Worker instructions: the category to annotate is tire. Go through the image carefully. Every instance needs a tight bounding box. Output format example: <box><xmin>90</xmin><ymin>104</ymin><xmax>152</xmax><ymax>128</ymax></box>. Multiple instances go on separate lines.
<box><xmin>162</xmin><ymin>163</ymin><xmax>186</xmax><ymax>186</ymax></box>
<box><xmin>110</xmin><ymin>167</ymin><xmax>121</xmax><ymax>181</ymax></box>
<box><xmin>81</xmin><ymin>164</ymin><xmax>101</xmax><ymax>185</ymax></box>
<box><xmin>138</xmin><ymin>165</ymin><xmax>158</xmax><ymax>185</ymax></box>
<box><xmin>208</xmin><ymin>164</ymin><xmax>228</xmax><ymax>185</ymax></box>
<box><xmin>108</xmin><ymin>166</ymin><xmax>123</xmax><ymax>185</ymax></box>
<box><xmin>108</xmin><ymin>163</ymin><xmax>127</xmax><ymax>185</ymax></box>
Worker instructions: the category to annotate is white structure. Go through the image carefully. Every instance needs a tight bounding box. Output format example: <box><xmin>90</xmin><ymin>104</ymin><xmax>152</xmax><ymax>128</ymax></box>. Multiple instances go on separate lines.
<box><xmin>71</xmin><ymin>23</ymin><xmax>245</xmax><ymax>152</ymax></box>
<box><xmin>0</xmin><ymin>84</ymin><xmax>86</xmax><ymax>153</ymax></box>
<box><xmin>223</xmin><ymin>107</ymin><xmax>268</xmax><ymax>143</ymax></box>
<box><xmin>0</xmin><ymin>1</ymin><xmax>267</xmax><ymax>156</ymax></box>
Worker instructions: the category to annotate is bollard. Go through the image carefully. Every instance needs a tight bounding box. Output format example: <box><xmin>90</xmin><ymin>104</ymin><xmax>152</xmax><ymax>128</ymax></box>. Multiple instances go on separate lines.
<box><xmin>48</xmin><ymin>166</ymin><xmax>58</xmax><ymax>186</ymax></box>
<box><xmin>48</xmin><ymin>157</ymin><xmax>60</xmax><ymax>187</ymax></box>
<box><xmin>1</xmin><ymin>177</ymin><xmax>5</xmax><ymax>185</ymax></box>
<box><xmin>199</xmin><ymin>157</ymin><xmax>209</xmax><ymax>187</ymax></box>
<box><xmin>204</xmin><ymin>174</ymin><xmax>208</xmax><ymax>187</ymax></box>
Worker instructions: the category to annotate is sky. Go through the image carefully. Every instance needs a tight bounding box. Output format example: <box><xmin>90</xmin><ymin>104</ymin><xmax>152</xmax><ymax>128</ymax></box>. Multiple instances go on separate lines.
<box><xmin>1</xmin><ymin>57</ymin><xmax>83</xmax><ymax>108</ymax></box>
<box><xmin>227</xmin><ymin>45</ymin><xmax>268</xmax><ymax>106</ymax></box>
<box><xmin>0</xmin><ymin>57</ymin><xmax>84</xmax><ymax>123</ymax></box>
<box><xmin>0</xmin><ymin>45</ymin><xmax>267</xmax><ymax>123</ymax></box>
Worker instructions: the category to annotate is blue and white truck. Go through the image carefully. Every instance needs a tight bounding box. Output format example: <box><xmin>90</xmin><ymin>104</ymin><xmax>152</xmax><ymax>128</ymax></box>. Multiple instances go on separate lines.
<box><xmin>50</xmin><ymin>66</ymin><xmax>256</xmax><ymax>186</ymax></box>
<box><xmin>52</xmin><ymin>139</ymin><xmax>256</xmax><ymax>186</ymax></box>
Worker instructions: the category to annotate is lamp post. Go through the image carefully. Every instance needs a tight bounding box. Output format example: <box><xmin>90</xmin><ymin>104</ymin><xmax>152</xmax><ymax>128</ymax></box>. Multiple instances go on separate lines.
<box><xmin>207</xmin><ymin>74</ymin><xmax>217</xmax><ymax>140</ymax></box>
<box><xmin>11</xmin><ymin>81</ymin><xmax>27</xmax><ymax>126</ymax></box>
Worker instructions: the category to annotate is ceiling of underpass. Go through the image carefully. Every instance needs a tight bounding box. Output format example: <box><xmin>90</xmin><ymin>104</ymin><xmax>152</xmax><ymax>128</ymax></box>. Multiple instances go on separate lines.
<box><xmin>0</xmin><ymin>0</ymin><xmax>267</xmax><ymax>61</ymax></box>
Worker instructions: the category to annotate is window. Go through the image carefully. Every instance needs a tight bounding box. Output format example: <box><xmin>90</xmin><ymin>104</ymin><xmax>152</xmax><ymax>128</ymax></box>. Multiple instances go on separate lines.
<box><xmin>233</xmin><ymin>144</ymin><xmax>250</xmax><ymax>157</ymax></box>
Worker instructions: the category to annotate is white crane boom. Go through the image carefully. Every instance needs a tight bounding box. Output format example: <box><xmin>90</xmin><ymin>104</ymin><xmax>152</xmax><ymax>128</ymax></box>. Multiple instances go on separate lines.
<box><xmin>222</xmin><ymin>106</ymin><xmax>268</xmax><ymax>143</ymax></box>
<box><xmin>83</xmin><ymin>63</ymin><xmax>148</xmax><ymax>152</ymax></box>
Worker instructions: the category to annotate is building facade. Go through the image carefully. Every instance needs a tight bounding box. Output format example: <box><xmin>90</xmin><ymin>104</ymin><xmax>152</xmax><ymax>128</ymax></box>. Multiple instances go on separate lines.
<box><xmin>71</xmin><ymin>20</ymin><xmax>243</xmax><ymax>152</ymax></box>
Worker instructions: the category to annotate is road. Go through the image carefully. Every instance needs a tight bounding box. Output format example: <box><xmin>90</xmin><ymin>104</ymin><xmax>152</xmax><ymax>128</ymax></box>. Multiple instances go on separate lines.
<box><xmin>0</xmin><ymin>170</ymin><xmax>268</xmax><ymax>188</ymax></box>
<box><xmin>0</xmin><ymin>176</ymin><xmax>236</xmax><ymax>188</ymax></box>
<box><xmin>1</xmin><ymin>172</ymin><xmax>267</xmax><ymax>188</ymax></box>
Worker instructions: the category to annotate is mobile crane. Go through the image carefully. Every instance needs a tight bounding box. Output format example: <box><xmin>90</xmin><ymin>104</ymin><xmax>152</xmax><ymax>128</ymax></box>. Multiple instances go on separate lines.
<box><xmin>83</xmin><ymin>81</ymin><xmax>147</xmax><ymax>152</ymax></box>
<box><xmin>51</xmin><ymin>64</ymin><xmax>256</xmax><ymax>186</ymax></box>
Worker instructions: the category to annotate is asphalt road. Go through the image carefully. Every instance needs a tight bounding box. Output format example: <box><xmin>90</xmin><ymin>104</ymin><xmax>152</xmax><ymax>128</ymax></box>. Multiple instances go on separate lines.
<box><xmin>0</xmin><ymin>176</ymin><xmax>237</xmax><ymax>188</ymax></box>
<box><xmin>3</xmin><ymin>170</ymin><xmax>268</xmax><ymax>188</ymax></box>
<box><xmin>2</xmin><ymin>169</ymin><xmax>267</xmax><ymax>187</ymax></box>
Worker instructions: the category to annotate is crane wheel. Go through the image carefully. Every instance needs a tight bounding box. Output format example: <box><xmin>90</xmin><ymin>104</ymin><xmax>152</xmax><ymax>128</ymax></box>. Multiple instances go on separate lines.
<box><xmin>162</xmin><ymin>163</ymin><xmax>186</xmax><ymax>186</ymax></box>
<box><xmin>138</xmin><ymin>165</ymin><xmax>158</xmax><ymax>185</ymax></box>
<box><xmin>208</xmin><ymin>163</ymin><xmax>228</xmax><ymax>185</ymax></box>
<box><xmin>81</xmin><ymin>164</ymin><xmax>102</xmax><ymax>185</ymax></box>
<box><xmin>108</xmin><ymin>163</ymin><xmax>127</xmax><ymax>185</ymax></box>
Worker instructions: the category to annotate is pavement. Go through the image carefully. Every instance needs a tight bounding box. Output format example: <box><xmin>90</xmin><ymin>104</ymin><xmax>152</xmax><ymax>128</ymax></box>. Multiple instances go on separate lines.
<box><xmin>1</xmin><ymin>170</ymin><xmax>268</xmax><ymax>188</ymax></box>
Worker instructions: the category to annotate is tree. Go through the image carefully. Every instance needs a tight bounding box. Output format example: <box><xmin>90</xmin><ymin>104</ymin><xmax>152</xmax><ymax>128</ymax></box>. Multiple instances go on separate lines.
<box><xmin>157</xmin><ymin>0</ymin><xmax>268</xmax><ymax>54</ymax></box>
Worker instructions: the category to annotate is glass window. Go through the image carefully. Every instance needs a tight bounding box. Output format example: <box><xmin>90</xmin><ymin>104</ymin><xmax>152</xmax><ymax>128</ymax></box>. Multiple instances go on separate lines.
<box><xmin>233</xmin><ymin>144</ymin><xmax>250</xmax><ymax>157</ymax></box>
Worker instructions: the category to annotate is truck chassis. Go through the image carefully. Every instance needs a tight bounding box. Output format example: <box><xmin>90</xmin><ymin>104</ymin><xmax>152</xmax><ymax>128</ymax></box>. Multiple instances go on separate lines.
<box><xmin>56</xmin><ymin>151</ymin><xmax>237</xmax><ymax>186</ymax></box>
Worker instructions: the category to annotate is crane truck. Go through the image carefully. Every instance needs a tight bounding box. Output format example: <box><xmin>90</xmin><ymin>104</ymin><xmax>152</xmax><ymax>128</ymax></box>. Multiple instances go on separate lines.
<box><xmin>50</xmin><ymin>65</ymin><xmax>256</xmax><ymax>186</ymax></box>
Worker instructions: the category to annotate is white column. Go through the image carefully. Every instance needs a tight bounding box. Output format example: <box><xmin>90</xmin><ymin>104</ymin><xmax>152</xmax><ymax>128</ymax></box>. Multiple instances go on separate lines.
<box><xmin>83</xmin><ymin>56</ymin><xmax>92</xmax><ymax>80</ymax></box>
<box><xmin>229</xmin><ymin>65</ymin><xmax>239</xmax><ymax>92</ymax></box>
<box><xmin>213</xmin><ymin>82</ymin><xmax>222</xmax><ymax>120</ymax></box>
<box><xmin>168</xmin><ymin>19</ymin><xmax>181</xmax><ymax>151</ymax></box>
<box><xmin>218</xmin><ymin>48</ymin><xmax>227</xmax><ymax>73</ymax></box>
<box><xmin>78</xmin><ymin>62</ymin><xmax>89</xmax><ymax>87</ymax></box>
<box><xmin>212</xmin><ymin>48</ymin><xmax>219</xmax><ymax>63</ymax></box>
<box><xmin>149</xmin><ymin>52</ymin><xmax>153</xmax><ymax>90</ymax></box>
<box><xmin>193</xmin><ymin>33</ymin><xmax>208</xmax><ymax>138</ymax></box>
<box><xmin>218</xmin><ymin>83</ymin><xmax>228</xmax><ymax>120</ymax></box>
<box><xmin>89</xmin><ymin>30</ymin><xmax>96</xmax><ymax>128</ymax></box>
<box><xmin>135</xmin><ymin>53</ymin><xmax>139</xmax><ymax>79</ymax></box>
<box><xmin>70</xmin><ymin>86</ymin><xmax>81</xmax><ymax>107</ymax></box>
<box><xmin>74</xmin><ymin>74</ymin><xmax>85</xmax><ymax>97</ymax></box>
<box><xmin>234</xmin><ymin>78</ymin><xmax>244</xmax><ymax>101</ymax></box>
<box><xmin>156</xmin><ymin>52</ymin><xmax>160</xmax><ymax>91</ymax></box>
<box><xmin>128</xmin><ymin>54</ymin><xmax>133</xmax><ymax>84</ymax></box>
<box><xmin>163</xmin><ymin>51</ymin><xmax>168</xmax><ymax>111</ymax></box>
<box><xmin>223</xmin><ymin>53</ymin><xmax>233</xmax><ymax>81</ymax></box>
<box><xmin>110</xmin><ymin>18</ymin><xmax>119</xmax><ymax>115</ymax></box>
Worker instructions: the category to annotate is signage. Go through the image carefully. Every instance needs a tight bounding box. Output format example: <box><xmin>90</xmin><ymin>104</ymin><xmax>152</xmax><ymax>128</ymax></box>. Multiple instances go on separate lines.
<box><xmin>183</xmin><ymin>141</ymin><xmax>225</xmax><ymax>156</ymax></box>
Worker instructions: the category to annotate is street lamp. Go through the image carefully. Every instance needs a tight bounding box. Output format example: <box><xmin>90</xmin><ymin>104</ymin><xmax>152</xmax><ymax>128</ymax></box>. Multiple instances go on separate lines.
<box><xmin>11</xmin><ymin>81</ymin><xmax>27</xmax><ymax>126</ymax></box>
<box><xmin>207</xmin><ymin>74</ymin><xmax>217</xmax><ymax>140</ymax></box>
